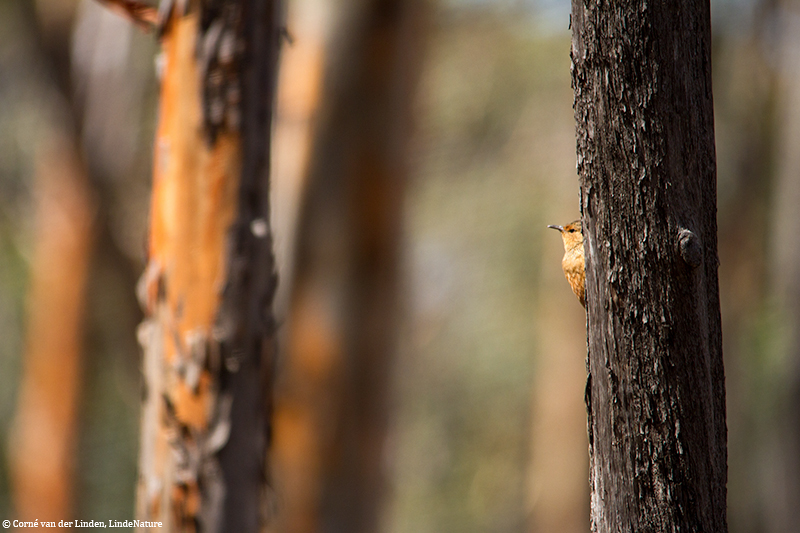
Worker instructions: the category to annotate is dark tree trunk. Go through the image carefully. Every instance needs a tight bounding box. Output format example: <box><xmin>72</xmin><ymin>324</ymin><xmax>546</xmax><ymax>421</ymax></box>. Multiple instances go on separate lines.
<box><xmin>215</xmin><ymin>0</ymin><xmax>280</xmax><ymax>529</ymax></box>
<box><xmin>570</xmin><ymin>0</ymin><xmax>728</xmax><ymax>531</ymax></box>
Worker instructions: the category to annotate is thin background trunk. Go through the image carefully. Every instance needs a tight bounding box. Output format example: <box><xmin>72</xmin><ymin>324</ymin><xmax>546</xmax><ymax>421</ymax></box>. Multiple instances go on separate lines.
<box><xmin>765</xmin><ymin>1</ymin><xmax>800</xmax><ymax>529</ymax></box>
<box><xmin>528</xmin><ymin>268</ymin><xmax>588</xmax><ymax>533</ymax></box>
<box><xmin>8</xmin><ymin>0</ymin><xmax>140</xmax><ymax>525</ymax></box>
<box><xmin>10</xmin><ymin>130</ymin><xmax>94</xmax><ymax>532</ymax></box>
<box><xmin>270</xmin><ymin>1</ymin><xmax>424</xmax><ymax>531</ymax></box>
<box><xmin>571</xmin><ymin>0</ymin><xmax>728</xmax><ymax>531</ymax></box>
<box><xmin>8</xmin><ymin>1</ymin><xmax>94</xmax><ymax>522</ymax></box>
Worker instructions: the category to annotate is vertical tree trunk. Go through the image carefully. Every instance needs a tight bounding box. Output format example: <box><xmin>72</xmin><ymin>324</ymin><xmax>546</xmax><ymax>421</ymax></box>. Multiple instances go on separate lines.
<box><xmin>270</xmin><ymin>1</ymin><xmax>424</xmax><ymax>531</ymax></box>
<box><xmin>315</xmin><ymin>5</ymin><xmax>420</xmax><ymax>531</ymax></box>
<box><xmin>528</xmin><ymin>283</ymin><xmax>589</xmax><ymax>533</ymax></box>
<box><xmin>570</xmin><ymin>0</ymin><xmax>728</xmax><ymax>531</ymax></box>
<box><xmin>135</xmin><ymin>1</ymin><xmax>279</xmax><ymax>531</ymax></box>
<box><xmin>11</xmin><ymin>132</ymin><xmax>94</xmax><ymax>532</ymax></box>
<box><xmin>764</xmin><ymin>3</ymin><xmax>800</xmax><ymax>529</ymax></box>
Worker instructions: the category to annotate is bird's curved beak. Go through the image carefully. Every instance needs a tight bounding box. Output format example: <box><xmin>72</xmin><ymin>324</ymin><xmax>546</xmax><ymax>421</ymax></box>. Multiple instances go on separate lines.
<box><xmin>547</xmin><ymin>224</ymin><xmax>563</xmax><ymax>232</ymax></box>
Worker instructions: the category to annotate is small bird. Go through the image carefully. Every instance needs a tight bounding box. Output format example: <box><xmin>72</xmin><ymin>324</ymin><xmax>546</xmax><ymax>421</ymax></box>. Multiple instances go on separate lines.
<box><xmin>548</xmin><ymin>220</ymin><xmax>586</xmax><ymax>307</ymax></box>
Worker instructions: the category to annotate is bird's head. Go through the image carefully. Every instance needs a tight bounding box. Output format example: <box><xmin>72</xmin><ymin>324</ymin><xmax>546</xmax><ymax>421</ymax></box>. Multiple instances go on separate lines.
<box><xmin>548</xmin><ymin>220</ymin><xmax>583</xmax><ymax>251</ymax></box>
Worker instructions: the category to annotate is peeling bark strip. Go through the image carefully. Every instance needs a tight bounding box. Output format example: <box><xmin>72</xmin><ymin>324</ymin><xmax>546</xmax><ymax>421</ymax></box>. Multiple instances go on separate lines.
<box><xmin>135</xmin><ymin>0</ymin><xmax>279</xmax><ymax>531</ymax></box>
<box><xmin>570</xmin><ymin>0</ymin><xmax>727</xmax><ymax>532</ymax></box>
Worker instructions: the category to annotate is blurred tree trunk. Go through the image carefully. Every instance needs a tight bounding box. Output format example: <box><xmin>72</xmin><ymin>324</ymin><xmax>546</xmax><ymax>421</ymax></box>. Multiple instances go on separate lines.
<box><xmin>528</xmin><ymin>281</ymin><xmax>588</xmax><ymax>533</ymax></box>
<box><xmin>270</xmin><ymin>0</ymin><xmax>327</xmax><ymax>319</ymax></box>
<box><xmin>765</xmin><ymin>2</ymin><xmax>800</xmax><ymax>530</ymax></box>
<box><xmin>712</xmin><ymin>1</ymin><xmax>778</xmax><ymax>530</ymax></box>
<box><xmin>266</xmin><ymin>3</ymin><xmax>329</xmax><ymax>532</ymax></box>
<box><xmin>135</xmin><ymin>1</ymin><xmax>279</xmax><ymax>531</ymax></box>
<box><xmin>8</xmin><ymin>3</ymin><xmax>95</xmax><ymax>527</ymax></box>
<box><xmin>571</xmin><ymin>0</ymin><xmax>728</xmax><ymax>531</ymax></box>
<box><xmin>10</xmin><ymin>131</ymin><xmax>95</xmax><ymax>532</ymax></box>
<box><xmin>270</xmin><ymin>1</ymin><xmax>424</xmax><ymax>532</ymax></box>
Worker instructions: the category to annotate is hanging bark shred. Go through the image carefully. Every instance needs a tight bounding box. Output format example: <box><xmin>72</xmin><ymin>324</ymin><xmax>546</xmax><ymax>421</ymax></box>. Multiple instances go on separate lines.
<box><xmin>133</xmin><ymin>0</ymin><xmax>279</xmax><ymax>531</ymax></box>
<box><xmin>570</xmin><ymin>0</ymin><xmax>727</xmax><ymax>531</ymax></box>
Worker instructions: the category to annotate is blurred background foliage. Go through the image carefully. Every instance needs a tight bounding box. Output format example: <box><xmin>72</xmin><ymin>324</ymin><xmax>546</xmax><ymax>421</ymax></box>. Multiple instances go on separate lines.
<box><xmin>0</xmin><ymin>0</ymin><xmax>798</xmax><ymax>531</ymax></box>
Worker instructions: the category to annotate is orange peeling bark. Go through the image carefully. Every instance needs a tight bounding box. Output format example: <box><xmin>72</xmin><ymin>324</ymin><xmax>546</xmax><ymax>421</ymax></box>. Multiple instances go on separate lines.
<box><xmin>136</xmin><ymin>11</ymin><xmax>240</xmax><ymax>530</ymax></box>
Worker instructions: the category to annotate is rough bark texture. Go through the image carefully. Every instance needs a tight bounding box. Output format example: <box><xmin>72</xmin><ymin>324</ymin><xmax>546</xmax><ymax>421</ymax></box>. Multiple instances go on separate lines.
<box><xmin>135</xmin><ymin>1</ymin><xmax>279</xmax><ymax>531</ymax></box>
<box><xmin>570</xmin><ymin>0</ymin><xmax>728</xmax><ymax>531</ymax></box>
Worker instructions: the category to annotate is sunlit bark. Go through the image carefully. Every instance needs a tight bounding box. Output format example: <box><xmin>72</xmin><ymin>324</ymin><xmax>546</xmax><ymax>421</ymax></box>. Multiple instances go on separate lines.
<box><xmin>135</xmin><ymin>2</ymin><xmax>279</xmax><ymax>531</ymax></box>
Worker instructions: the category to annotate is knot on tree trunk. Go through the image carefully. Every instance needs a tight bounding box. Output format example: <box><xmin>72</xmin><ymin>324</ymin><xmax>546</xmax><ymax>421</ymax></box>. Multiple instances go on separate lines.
<box><xmin>677</xmin><ymin>228</ymin><xmax>702</xmax><ymax>268</ymax></box>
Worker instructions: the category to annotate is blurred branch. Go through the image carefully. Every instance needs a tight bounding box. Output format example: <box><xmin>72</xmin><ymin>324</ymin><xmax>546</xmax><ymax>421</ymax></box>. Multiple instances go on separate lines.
<box><xmin>94</xmin><ymin>0</ymin><xmax>156</xmax><ymax>31</ymax></box>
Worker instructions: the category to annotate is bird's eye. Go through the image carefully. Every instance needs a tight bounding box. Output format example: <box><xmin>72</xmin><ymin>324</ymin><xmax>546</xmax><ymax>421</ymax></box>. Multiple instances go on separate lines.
<box><xmin>568</xmin><ymin>229</ymin><xmax>575</xmax><ymax>233</ymax></box>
